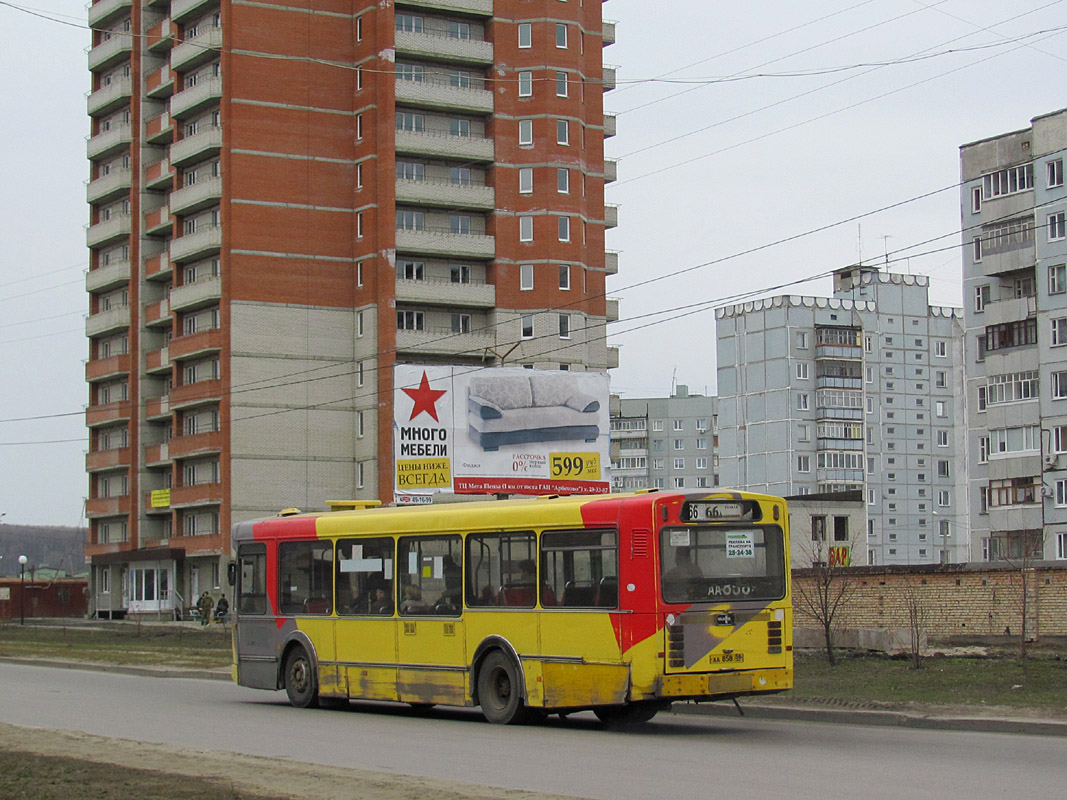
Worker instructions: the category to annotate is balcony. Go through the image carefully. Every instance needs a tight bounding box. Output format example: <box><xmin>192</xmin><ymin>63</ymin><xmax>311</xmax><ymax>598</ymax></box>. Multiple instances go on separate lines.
<box><xmin>86</xmin><ymin>400</ymin><xmax>133</xmax><ymax>427</ymax></box>
<box><xmin>146</xmin><ymin>112</ymin><xmax>174</xmax><ymax>145</ymax></box>
<box><xmin>172</xmin><ymin>0</ymin><xmax>219</xmax><ymax>23</ymax></box>
<box><xmin>86</xmin><ymin>447</ymin><xmax>132</xmax><ymax>472</ymax></box>
<box><xmin>984</xmin><ymin>295</ymin><xmax>1037</xmax><ymax>327</ymax></box>
<box><xmin>88</xmin><ymin>33</ymin><xmax>133</xmax><ymax>72</ymax></box>
<box><xmin>169</xmin><ymin>430</ymin><xmax>224</xmax><ymax>459</ymax></box>
<box><xmin>86</xmin><ymin>213</ymin><xmax>132</xmax><ymax>248</ymax></box>
<box><xmin>88</xmin><ymin>0</ymin><xmax>133</xmax><ymax>28</ymax></box>
<box><xmin>816</xmin><ymin>438</ymin><xmax>863</xmax><ymax>451</ymax></box>
<box><xmin>145</xmin><ymin>443</ymin><xmax>169</xmax><ymax>467</ymax></box>
<box><xmin>168</xmin><ymin>484</ymin><xmax>224</xmax><ymax>508</ymax></box>
<box><xmin>145</xmin><ymin>297</ymin><xmax>171</xmax><ymax>328</ymax></box>
<box><xmin>604</xmin><ymin>204</ymin><xmax>619</xmax><ymax>228</ymax></box>
<box><xmin>87</xmin><ymin>76</ymin><xmax>133</xmax><ymax>117</ymax></box>
<box><xmin>815</xmin><ymin>469</ymin><xmax>864</xmax><ymax>483</ymax></box>
<box><xmin>395</xmin><ymin>177</ymin><xmax>495</xmax><ymax>210</ymax></box>
<box><xmin>144</xmin><ymin>255</ymin><xmax>170</xmax><ymax>285</ymax></box>
<box><xmin>396</xmin><ymin>326</ymin><xmax>495</xmax><ymax>356</ymax></box>
<box><xmin>602</xmin><ymin>66</ymin><xmax>617</xmax><ymax>91</ymax></box>
<box><xmin>607</xmin><ymin>346</ymin><xmax>620</xmax><ymax>369</ymax></box>
<box><xmin>816</xmin><ymin>405</ymin><xmax>863</xmax><ymax>421</ymax></box>
<box><xmin>170</xmin><ymin>125</ymin><xmax>222</xmax><ymax>167</ymax></box>
<box><xmin>170</xmin><ymin>224</ymin><xmax>222</xmax><ymax>263</ymax></box>
<box><xmin>169</xmin><ymin>175</ymin><xmax>222</xmax><ymax>215</ymax></box>
<box><xmin>815</xmin><ymin>375</ymin><xmax>862</xmax><ymax>390</ymax></box>
<box><xmin>397</xmin><ymin>0</ymin><xmax>492</xmax><ymax>14</ymax></box>
<box><xmin>145</xmin><ymin>346</ymin><xmax>171</xmax><ymax>375</ymax></box>
<box><xmin>145</xmin><ymin>158</ymin><xmax>173</xmax><ymax>191</ymax></box>
<box><xmin>146</xmin><ymin>395</ymin><xmax>171</xmax><ymax>420</ymax></box>
<box><xmin>145</xmin><ymin>204</ymin><xmax>172</xmax><ymax>236</ymax></box>
<box><xmin>604</xmin><ymin>250</ymin><xmax>618</xmax><ymax>275</ymax></box>
<box><xmin>604</xmin><ymin>159</ymin><xmax>617</xmax><ymax>183</ymax></box>
<box><xmin>170</xmin><ymin>76</ymin><xmax>222</xmax><ymax>119</ymax></box>
<box><xmin>606</xmin><ymin>298</ymin><xmax>619</xmax><ymax>322</ymax></box>
<box><xmin>171</xmin><ymin>27</ymin><xmax>223</xmax><ymax>72</ymax></box>
<box><xmin>146</xmin><ymin>19</ymin><xmax>177</xmax><ymax>53</ymax></box>
<box><xmin>394</xmin><ymin>29</ymin><xmax>493</xmax><ymax>65</ymax></box>
<box><xmin>171</xmin><ymin>379</ymin><xmax>223</xmax><ymax>409</ymax></box>
<box><xmin>86</xmin><ymin>259</ymin><xmax>131</xmax><ymax>293</ymax></box>
<box><xmin>395</xmin><ymin>227</ymin><xmax>494</xmax><ymax>259</ymax></box>
<box><xmin>395</xmin><ymin>76</ymin><xmax>493</xmax><ymax>115</ymax></box>
<box><xmin>85</xmin><ymin>353</ymin><xmax>131</xmax><ymax>382</ymax></box>
<box><xmin>603</xmin><ymin>20</ymin><xmax>616</xmax><ymax>46</ymax></box>
<box><xmin>815</xmin><ymin>343</ymin><xmax>862</xmax><ymax>360</ymax></box>
<box><xmin>170</xmin><ymin>276</ymin><xmax>222</xmax><ymax>312</ymax></box>
<box><xmin>87</xmin><ymin>123</ymin><xmax>132</xmax><ymax>160</ymax></box>
<box><xmin>395</xmin><ymin>129</ymin><xmax>494</xmax><ymax>162</ymax></box>
<box><xmin>395</xmin><ymin>276</ymin><xmax>495</xmax><ymax>308</ymax></box>
<box><xmin>86</xmin><ymin>496</ymin><xmax>133</xmax><ymax>519</ymax></box>
<box><xmin>85</xmin><ymin>306</ymin><xmax>131</xmax><ymax>337</ymax></box>
<box><xmin>604</xmin><ymin>113</ymin><xmax>616</xmax><ymax>138</ymax></box>
<box><xmin>145</xmin><ymin>64</ymin><xmax>175</xmax><ymax>99</ymax></box>
<box><xmin>169</xmin><ymin>327</ymin><xmax>224</xmax><ymax>359</ymax></box>
<box><xmin>87</xmin><ymin>167</ymin><xmax>132</xmax><ymax>205</ymax></box>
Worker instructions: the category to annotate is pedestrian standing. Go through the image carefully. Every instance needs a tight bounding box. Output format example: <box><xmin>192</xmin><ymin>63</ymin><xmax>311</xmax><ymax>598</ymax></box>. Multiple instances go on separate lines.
<box><xmin>197</xmin><ymin>592</ymin><xmax>214</xmax><ymax>626</ymax></box>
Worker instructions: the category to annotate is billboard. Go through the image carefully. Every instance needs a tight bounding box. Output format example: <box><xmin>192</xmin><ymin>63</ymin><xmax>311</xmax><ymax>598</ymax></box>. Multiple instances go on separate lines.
<box><xmin>393</xmin><ymin>365</ymin><xmax>611</xmax><ymax>498</ymax></box>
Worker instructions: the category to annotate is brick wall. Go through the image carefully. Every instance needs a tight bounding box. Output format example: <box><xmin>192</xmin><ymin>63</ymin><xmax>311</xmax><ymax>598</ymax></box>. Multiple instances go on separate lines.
<box><xmin>793</xmin><ymin>563</ymin><xmax>1067</xmax><ymax>638</ymax></box>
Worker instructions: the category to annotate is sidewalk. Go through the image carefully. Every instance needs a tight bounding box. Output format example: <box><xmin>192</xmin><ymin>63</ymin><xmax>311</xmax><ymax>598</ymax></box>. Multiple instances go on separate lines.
<box><xmin>2</xmin><ymin>655</ymin><xmax>1063</xmax><ymax>736</ymax></box>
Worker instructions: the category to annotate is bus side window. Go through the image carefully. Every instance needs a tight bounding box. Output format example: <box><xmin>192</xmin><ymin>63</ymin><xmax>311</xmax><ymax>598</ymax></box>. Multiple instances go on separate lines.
<box><xmin>336</xmin><ymin>537</ymin><xmax>395</xmax><ymax>616</ymax></box>
<box><xmin>399</xmin><ymin>535</ymin><xmax>462</xmax><ymax>616</ymax></box>
<box><xmin>237</xmin><ymin>544</ymin><xmax>267</xmax><ymax>615</ymax></box>
<box><xmin>278</xmin><ymin>541</ymin><xmax>333</xmax><ymax>616</ymax></box>
<box><xmin>541</xmin><ymin>529</ymin><xmax>618</xmax><ymax>609</ymax></box>
<box><xmin>465</xmin><ymin>531</ymin><xmax>536</xmax><ymax>608</ymax></box>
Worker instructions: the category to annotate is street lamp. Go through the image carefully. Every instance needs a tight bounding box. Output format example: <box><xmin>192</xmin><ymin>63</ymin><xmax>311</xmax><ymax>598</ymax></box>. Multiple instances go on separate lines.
<box><xmin>18</xmin><ymin>555</ymin><xmax>28</xmax><ymax>625</ymax></box>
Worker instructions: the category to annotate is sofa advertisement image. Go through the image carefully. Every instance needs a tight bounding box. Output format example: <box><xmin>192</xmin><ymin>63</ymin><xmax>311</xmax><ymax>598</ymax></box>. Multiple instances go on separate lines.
<box><xmin>393</xmin><ymin>365</ymin><xmax>611</xmax><ymax>499</ymax></box>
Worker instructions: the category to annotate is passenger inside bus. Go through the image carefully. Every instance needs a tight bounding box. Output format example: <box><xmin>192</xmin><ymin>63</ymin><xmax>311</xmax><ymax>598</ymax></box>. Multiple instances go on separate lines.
<box><xmin>400</xmin><ymin>583</ymin><xmax>425</xmax><ymax>614</ymax></box>
<box><xmin>663</xmin><ymin>546</ymin><xmax>703</xmax><ymax>596</ymax></box>
<box><xmin>368</xmin><ymin>585</ymin><xmax>393</xmax><ymax>615</ymax></box>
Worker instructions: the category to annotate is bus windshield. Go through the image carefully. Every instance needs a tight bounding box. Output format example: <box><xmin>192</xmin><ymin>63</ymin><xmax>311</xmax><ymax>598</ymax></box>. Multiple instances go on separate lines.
<box><xmin>660</xmin><ymin>526</ymin><xmax>786</xmax><ymax>603</ymax></box>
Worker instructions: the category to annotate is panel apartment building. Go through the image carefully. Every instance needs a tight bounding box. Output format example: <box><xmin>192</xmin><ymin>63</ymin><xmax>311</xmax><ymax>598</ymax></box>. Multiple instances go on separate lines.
<box><xmin>716</xmin><ymin>267</ymin><xmax>966</xmax><ymax>566</ymax></box>
<box><xmin>609</xmin><ymin>386</ymin><xmax>717</xmax><ymax>492</ymax></box>
<box><xmin>961</xmin><ymin>108</ymin><xmax>1067</xmax><ymax>563</ymax></box>
<box><xmin>84</xmin><ymin>0</ymin><xmax>618</xmax><ymax>616</ymax></box>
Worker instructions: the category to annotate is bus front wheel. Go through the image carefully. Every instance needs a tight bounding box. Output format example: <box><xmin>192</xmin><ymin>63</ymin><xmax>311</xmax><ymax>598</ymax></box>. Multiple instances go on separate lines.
<box><xmin>283</xmin><ymin>646</ymin><xmax>319</xmax><ymax>709</ymax></box>
<box><xmin>477</xmin><ymin>651</ymin><xmax>528</xmax><ymax>724</ymax></box>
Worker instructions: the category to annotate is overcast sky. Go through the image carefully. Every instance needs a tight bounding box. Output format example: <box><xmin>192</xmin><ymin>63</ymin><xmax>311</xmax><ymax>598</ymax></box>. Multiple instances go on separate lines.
<box><xmin>1</xmin><ymin>0</ymin><xmax>1065</xmax><ymax>526</ymax></box>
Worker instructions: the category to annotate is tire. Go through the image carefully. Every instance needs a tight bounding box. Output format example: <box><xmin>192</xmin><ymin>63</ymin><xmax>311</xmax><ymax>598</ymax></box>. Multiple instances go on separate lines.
<box><xmin>594</xmin><ymin>702</ymin><xmax>660</xmax><ymax>726</ymax></box>
<box><xmin>477</xmin><ymin>651</ymin><xmax>529</xmax><ymax>724</ymax></box>
<box><xmin>283</xmin><ymin>646</ymin><xmax>319</xmax><ymax>709</ymax></box>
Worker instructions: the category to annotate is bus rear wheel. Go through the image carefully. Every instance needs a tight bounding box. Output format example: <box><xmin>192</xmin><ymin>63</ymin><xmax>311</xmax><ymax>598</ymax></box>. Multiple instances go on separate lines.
<box><xmin>477</xmin><ymin>651</ymin><xmax>528</xmax><ymax>724</ymax></box>
<box><xmin>283</xmin><ymin>646</ymin><xmax>319</xmax><ymax>709</ymax></box>
<box><xmin>594</xmin><ymin>702</ymin><xmax>661</xmax><ymax>726</ymax></box>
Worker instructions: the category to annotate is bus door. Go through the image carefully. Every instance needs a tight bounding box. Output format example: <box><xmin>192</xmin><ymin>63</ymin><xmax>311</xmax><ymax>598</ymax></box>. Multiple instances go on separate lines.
<box><xmin>395</xmin><ymin>535</ymin><xmax>467</xmax><ymax>705</ymax></box>
<box><xmin>234</xmin><ymin>542</ymin><xmax>281</xmax><ymax>690</ymax></box>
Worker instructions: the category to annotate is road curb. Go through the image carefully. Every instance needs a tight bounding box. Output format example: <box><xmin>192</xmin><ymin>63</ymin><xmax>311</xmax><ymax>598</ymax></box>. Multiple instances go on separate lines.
<box><xmin>672</xmin><ymin>700</ymin><xmax>1067</xmax><ymax>737</ymax></box>
<box><xmin>0</xmin><ymin>657</ymin><xmax>232</xmax><ymax>682</ymax></box>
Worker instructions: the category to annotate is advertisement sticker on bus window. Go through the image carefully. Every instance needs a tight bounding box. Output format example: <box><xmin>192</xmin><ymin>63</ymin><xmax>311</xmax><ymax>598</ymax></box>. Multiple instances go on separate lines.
<box><xmin>339</xmin><ymin>545</ymin><xmax>384</xmax><ymax>573</ymax></box>
<box><xmin>725</xmin><ymin>532</ymin><xmax>755</xmax><ymax>559</ymax></box>
<box><xmin>408</xmin><ymin>551</ymin><xmax>419</xmax><ymax>575</ymax></box>
<box><xmin>670</xmin><ymin>530</ymin><xmax>691</xmax><ymax>547</ymax></box>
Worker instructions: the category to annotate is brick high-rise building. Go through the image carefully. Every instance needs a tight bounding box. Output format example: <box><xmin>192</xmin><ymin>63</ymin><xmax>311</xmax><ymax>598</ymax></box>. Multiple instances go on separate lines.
<box><xmin>84</xmin><ymin>0</ymin><xmax>618</xmax><ymax>617</ymax></box>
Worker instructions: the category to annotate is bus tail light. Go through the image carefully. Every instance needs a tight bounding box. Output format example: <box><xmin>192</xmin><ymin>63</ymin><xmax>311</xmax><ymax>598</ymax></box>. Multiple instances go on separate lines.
<box><xmin>667</xmin><ymin>624</ymin><xmax>685</xmax><ymax>668</ymax></box>
<box><xmin>768</xmin><ymin>619</ymin><xmax>783</xmax><ymax>654</ymax></box>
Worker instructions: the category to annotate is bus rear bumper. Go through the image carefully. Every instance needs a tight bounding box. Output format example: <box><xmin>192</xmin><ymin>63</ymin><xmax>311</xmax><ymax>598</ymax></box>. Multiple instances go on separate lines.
<box><xmin>659</xmin><ymin>667</ymin><xmax>791</xmax><ymax>700</ymax></box>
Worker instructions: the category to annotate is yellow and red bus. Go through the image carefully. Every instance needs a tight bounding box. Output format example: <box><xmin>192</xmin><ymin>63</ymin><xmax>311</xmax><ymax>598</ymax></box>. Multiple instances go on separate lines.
<box><xmin>230</xmin><ymin>490</ymin><xmax>792</xmax><ymax>724</ymax></box>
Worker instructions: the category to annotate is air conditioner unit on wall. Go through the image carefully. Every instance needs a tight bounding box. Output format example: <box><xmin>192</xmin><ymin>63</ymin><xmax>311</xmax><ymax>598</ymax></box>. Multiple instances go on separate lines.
<box><xmin>1043</xmin><ymin>453</ymin><xmax>1057</xmax><ymax>468</ymax></box>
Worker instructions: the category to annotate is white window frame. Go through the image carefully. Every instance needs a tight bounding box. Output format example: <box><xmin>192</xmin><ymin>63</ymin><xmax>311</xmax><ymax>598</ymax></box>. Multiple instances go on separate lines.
<box><xmin>556</xmin><ymin>119</ymin><xmax>569</xmax><ymax>145</ymax></box>
<box><xmin>555</xmin><ymin>22</ymin><xmax>567</xmax><ymax>48</ymax></box>
<box><xmin>558</xmin><ymin>264</ymin><xmax>571</xmax><ymax>290</ymax></box>
<box><xmin>519</xmin><ymin>215</ymin><xmax>534</xmax><ymax>242</ymax></box>
<box><xmin>518</xmin><ymin>71</ymin><xmax>533</xmax><ymax>97</ymax></box>
<box><xmin>520</xmin><ymin>264</ymin><xmax>534</xmax><ymax>290</ymax></box>
<box><xmin>517</xmin><ymin>22</ymin><xmax>532</xmax><ymax>48</ymax></box>
<box><xmin>558</xmin><ymin>314</ymin><xmax>570</xmax><ymax>339</ymax></box>
<box><xmin>521</xmin><ymin>315</ymin><xmax>534</xmax><ymax>339</ymax></box>
<box><xmin>557</xmin><ymin>167</ymin><xmax>569</xmax><ymax>194</ymax></box>
<box><xmin>518</xmin><ymin>119</ymin><xmax>533</xmax><ymax>146</ymax></box>
<box><xmin>555</xmin><ymin>70</ymin><xmax>568</xmax><ymax>97</ymax></box>
<box><xmin>558</xmin><ymin>215</ymin><xmax>570</xmax><ymax>242</ymax></box>
<box><xmin>518</xmin><ymin>167</ymin><xmax>533</xmax><ymax>194</ymax></box>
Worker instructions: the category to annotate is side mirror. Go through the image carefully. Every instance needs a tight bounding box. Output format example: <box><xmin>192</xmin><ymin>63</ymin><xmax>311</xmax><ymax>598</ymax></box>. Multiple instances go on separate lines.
<box><xmin>227</xmin><ymin>560</ymin><xmax>236</xmax><ymax>587</ymax></box>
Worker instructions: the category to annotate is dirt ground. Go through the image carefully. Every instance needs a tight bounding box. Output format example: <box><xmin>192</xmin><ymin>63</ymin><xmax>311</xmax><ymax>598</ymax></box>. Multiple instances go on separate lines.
<box><xmin>0</xmin><ymin>723</ymin><xmax>578</xmax><ymax>800</ymax></box>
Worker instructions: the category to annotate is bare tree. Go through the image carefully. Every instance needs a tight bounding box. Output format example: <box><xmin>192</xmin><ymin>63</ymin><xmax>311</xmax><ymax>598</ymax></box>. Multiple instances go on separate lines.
<box><xmin>901</xmin><ymin>578</ymin><xmax>928</xmax><ymax>669</ymax></box>
<box><xmin>792</xmin><ymin>504</ymin><xmax>863</xmax><ymax>666</ymax></box>
<box><xmin>992</xmin><ymin>529</ymin><xmax>1046</xmax><ymax>661</ymax></box>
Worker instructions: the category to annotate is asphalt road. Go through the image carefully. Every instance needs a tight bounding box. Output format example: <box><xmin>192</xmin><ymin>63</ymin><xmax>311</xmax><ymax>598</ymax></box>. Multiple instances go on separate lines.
<box><xmin>1</xmin><ymin>663</ymin><xmax>1063</xmax><ymax>799</ymax></box>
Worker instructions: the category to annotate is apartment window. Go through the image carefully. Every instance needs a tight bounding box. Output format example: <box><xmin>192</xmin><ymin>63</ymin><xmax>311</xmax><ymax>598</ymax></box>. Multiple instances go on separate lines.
<box><xmin>559</xmin><ymin>264</ymin><xmax>571</xmax><ymax>290</ymax></box>
<box><xmin>519</xmin><ymin>167</ymin><xmax>533</xmax><ymax>194</ymax></box>
<box><xmin>673</xmin><ymin>439</ymin><xmax>685</xmax><ymax>451</ymax></box>
<box><xmin>797</xmin><ymin>455</ymin><xmax>810</xmax><ymax>473</ymax></box>
<box><xmin>356</xmin><ymin>311</ymin><xmax>364</xmax><ymax>337</ymax></box>
<box><xmin>356</xmin><ymin>113</ymin><xmax>363</xmax><ymax>139</ymax></box>
<box><xmin>696</xmin><ymin>438</ymin><xmax>708</xmax><ymax>450</ymax></box>
<box><xmin>397</xmin><ymin>310</ymin><xmax>424</xmax><ymax>331</ymax></box>
<box><xmin>451</xmin><ymin>313</ymin><xmax>472</xmax><ymax>333</ymax></box>
<box><xmin>973</xmin><ymin>236</ymin><xmax>983</xmax><ymax>262</ymax></box>
<box><xmin>974</xmin><ymin>284</ymin><xmax>991</xmax><ymax>311</ymax></box>
<box><xmin>450</xmin><ymin>166</ymin><xmax>471</xmax><ymax>185</ymax></box>
<box><xmin>1056</xmin><ymin>479</ymin><xmax>1067</xmax><ymax>507</ymax></box>
<box><xmin>449</xmin><ymin>21</ymin><xmax>471</xmax><ymax>40</ymax></box>
<box><xmin>798</xmin><ymin>424</ymin><xmax>810</xmax><ymax>442</ymax></box>
<box><xmin>937</xmin><ymin>460</ymin><xmax>950</xmax><ymax>478</ymax></box>
<box><xmin>517</xmin><ymin>264</ymin><xmax>534</xmax><ymax>291</ymax></box>
<box><xmin>400</xmin><ymin>260</ymin><xmax>424</xmax><ymax>280</ymax></box>
<box><xmin>938</xmin><ymin>490</ymin><xmax>950</xmax><ymax>508</ymax></box>
<box><xmin>356</xmin><ymin>66</ymin><xmax>363</xmax><ymax>89</ymax></box>
<box><xmin>396</xmin><ymin>209</ymin><xmax>425</xmax><ymax>231</ymax></box>
<box><xmin>795</xmin><ymin>363</ymin><xmax>809</xmax><ymax>380</ymax></box>
<box><xmin>1053</xmin><ymin>317</ymin><xmax>1067</xmax><ymax>346</ymax></box>
<box><xmin>357</xmin><ymin>361</ymin><xmax>365</xmax><ymax>387</ymax></box>
<box><xmin>977</xmin><ymin>385</ymin><xmax>987</xmax><ymax>410</ymax></box>
<box><xmin>521</xmin><ymin>315</ymin><xmax>534</xmax><ymax>339</ymax></box>
<box><xmin>1053</xmin><ymin>371</ymin><xmax>1067</xmax><ymax>399</ymax></box>
<box><xmin>395</xmin><ymin>14</ymin><xmax>423</xmax><ymax>32</ymax></box>
<box><xmin>1050</xmin><ymin>265</ymin><xmax>1067</xmax><ymax>295</ymax></box>
<box><xmin>695</xmin><ymin>457</ymin><xmax>707</xmax><ymax>469</ymax></box>
<box><xmin>674</xmin><ymin>477</ymin><xmax>685</xmax><ymax>489</ymax></box>
<box><xmin>982</xmin><ymin>163</ymin><xmax>1034</xmax><ymax>199</ymax></box>
<box><xmin>518</xmin><ymin>119</ymin><xmax>533</xmax><ymax>145</ymax></box>
<box><xmin>356</xmin><ymin>212</ymin><xmax>363</xmax><ymax>238</ymax></box>
<box><xmin>796</xmin><ymin>331</ymin><xmax>808</xmax><ymax>349</ymax></box>
<box><xmin>557</xmin><ymin>216</ymin><xmax>570</xmax><ymax>242</ymax></box>
<box><xmin>797</xmin><ymin>393</ymin><xmax>809</xmax><ymax>411</ymax></box>
<box><xmin>451</xmin><ymin>264</ymin><xmax>471</xmax><ymax>284</ymax></box>
<box><xmin>1049</xmin><ymin>159</ymin><xmax>1064</xmax><ymax>188</ymax></box>
<box><xmin>449</xmin><ymin>70</ymin><xmax>471</xmax><ymax>89</ymax></box>
<box><xmin>450</xmin><ymin>214</ymin><xmax>471</xmax><ymax>234</ymax></box>
<box><xmin>971</xmin><ymin>186</ymin><xmax>982</xmax><ymax>213</ymax></box>
<box><xmin>934</xmin><ymin>341</ymin><xmax>947</xmax><ymax>357</ymax></box>
<box><xmin>518</xmin><ymin>71</ymin><xmax>532</xmax><ymax>97</ymax></box>
<box><xmin>517</xmin><ymin>22</ymin><xmax>531</xmax><ymax>48</ymax></box>
<box><xmin>396</xmin><ymin>63</ymin><xmax>423</xmax><ymax>82</ymax></box>
<box><xmin>396</xmin><ymin>112</ymin><xmax>424</xmax><ymax>132</ymax></box>
<box><xmin>1049</xmin><ymin>212</ymin><xmax>1066</xmax><ymax>242</ymax></box>
<box><xmin>1055</xmin><ymin>425</ymin><xmax>1067</xmax><ymax>454</ymax></box>
<box><xmin>652</xmin><ymin>421</ymin><xmax>663</xmax><ymax>432</ymax></box>
<box><xmin>555</xmin><ymin>71</ymin><xmax>568</xmax><ymax>97</ymax></box>
<box><xmin>356</xmin><ymin>16</ymin><xmax>362</xmax><ymax>40</ymax></box>
<box><xmin>557</xmin><ymin>168</ymin><xmax>569</xmax><ymax>194</ymax></box>
<box><xmin>449</xmin><ymin>118</ymin><xmax>471</xmax><ymax>137</ymax></box>
<box><xmin>937</xmin><ymin>430</ymin><xmax>948</xmax><ymax>447</ymax></box>
<box><xmin>556</xmin><ymin>119</ymin><xmax>569</xmax><ymax>145</ymax></box>
<box><xmin>935</xmin><ymin>370</ymin><xmax>947</xmax><ymax>388</ymax></box>
<box><xmin>519</xmin><ymin>216</ymin><xmax>534</xmax><ymax>242</ymax></box>
<box><xmin>935</xmin><ymin>400</ymin><xmax>946</xmax><ymax>417</ymax></box>
<box><xmin>673</xmin><ymin>458</ymin><xmax>684</xmax><ymax>470</ymax></box>
<box><xmin>357</xmin><ymin>462</ymin><xmax>365</xmax><ymax>489</ymax></box>
<box><xmin>978</xmin><ymin>436</ymin><xmax>990</xmax><ymax>463</ymax></box>
<box><xmin>555</xmin><ymin>23</ymin><xmax>568</xmax><ymax>48</ymax></box>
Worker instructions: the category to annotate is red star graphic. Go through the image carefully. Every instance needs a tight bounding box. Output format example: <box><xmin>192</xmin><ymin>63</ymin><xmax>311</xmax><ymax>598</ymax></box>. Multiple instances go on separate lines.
<box><xmin>402</xmin><ymin>371</ymin><xmax>447</xmax><ymax>422</ymax></box>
